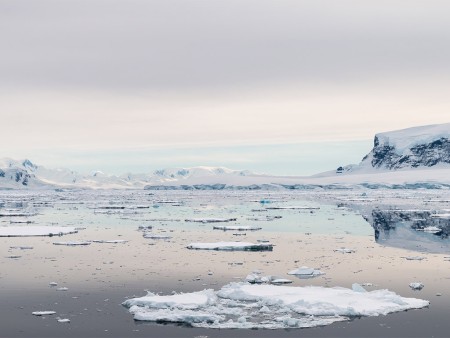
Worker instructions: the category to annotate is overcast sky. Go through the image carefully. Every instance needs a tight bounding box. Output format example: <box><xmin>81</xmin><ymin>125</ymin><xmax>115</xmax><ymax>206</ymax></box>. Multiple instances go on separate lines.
<box><xmin>1</xmin><ymin>1</ymin><xmax>449</xmax><ymax>175</ymax></box>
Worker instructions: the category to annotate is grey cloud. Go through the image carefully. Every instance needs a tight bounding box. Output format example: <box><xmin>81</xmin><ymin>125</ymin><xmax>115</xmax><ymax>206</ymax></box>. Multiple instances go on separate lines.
<box><xmin>1</xmin><ymin>0</ymin><xmax>450</xmax><ymax>91</ymax></box>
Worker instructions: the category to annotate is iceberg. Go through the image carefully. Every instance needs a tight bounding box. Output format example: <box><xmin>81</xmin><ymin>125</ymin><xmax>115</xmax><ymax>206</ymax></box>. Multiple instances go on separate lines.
<box><xmin>123</xmin><ymin>282</ymin><xmax>429</xmax><ymax>329</ymax></box>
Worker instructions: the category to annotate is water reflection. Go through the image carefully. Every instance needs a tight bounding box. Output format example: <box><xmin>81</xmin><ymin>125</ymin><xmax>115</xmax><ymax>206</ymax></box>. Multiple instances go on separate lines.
<box><xmin>364</xmin><ymin>208</ymin><xmax>450</xmax><ymax>253</ymax></box>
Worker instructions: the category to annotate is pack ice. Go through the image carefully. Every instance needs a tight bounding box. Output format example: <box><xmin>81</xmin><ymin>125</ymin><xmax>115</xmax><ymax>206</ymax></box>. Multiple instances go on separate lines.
<box><xmin>123</xmin><ymin>282</ymin><xmax>429</xmax><ymax>329</ymax></box>
<box><xmin>0</xmin><ymin>226</ymin><xmax>78</xmax><ymax>237</ymax></box>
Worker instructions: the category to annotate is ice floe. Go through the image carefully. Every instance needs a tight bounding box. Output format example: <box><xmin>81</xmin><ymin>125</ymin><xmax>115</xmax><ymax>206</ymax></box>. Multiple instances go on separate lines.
<box><xmin>409</xmin><ymin>282</ymin><xmax>424</xmax><ymax>290</ymax></box>
<box><xmin>245</xmin><ymin>273</ymin><xmax>292</xmax><ymax>285</ymax></box>
<box><xmin>213</xmin><ymin>225</ymin><xmax>262</xmax><ymax>231</ymax></box>
<box><xmin>288</xmin><ymin>266</ymin><xmax>325</xmax><ymax>278</ymax></box>
<box><xmin>32</xmin><ymin>311</ymin><xmax>56</xmax><ymax>316</ymax></box>
<box><xmin>57</xmin><ymin>318</ymin><xmax>70</xmax><ymax>323</ymax></box>
<box><xmin>265</xmin><ymin>206</ymin><xmax>320</xmax><ymax>210</ymax></box>
<box><xmin>142</xmin><ymin>233</ymin><xmax>172</xmax><ymax>239</ymax></box>
<box><xmin>402</xmin><ymin>256</ymin><xmax>426</xmax><ymax>261</ymax></box>
<box><xmin>0</xmin><ymin>226</ymin><xmax>78</xmax><ymax>237</ymax></box>
<box><xmin>185</xmin><ymin>218</ymin><xmax>237</xmax><ymax>223</ymax></box>
<box><xmin>53</xmin><ymin>241</ymin><xmax>91</xmax><ymax>246</ymax></box>
<box><xmin>334</xmin><ymin>248</ymin><xmax>356</xmax><ymax>254</ymax></box>
<box><xmin>420</xmin><ymin>226</ymin><xmax>441</xmax><ymax>234</ymax></box>
<box><xmin>123</xmin><ymin>282</ymin><xmax>429</xmax><ymax>329</ymax></box>
<box><xmin>187</xmin><ymin>242</ymin><xmax>273</xmax><ymax>251</ymax></box>
<box><xmin>91</xmin><ymin>240</ymin><xmax>128</xmax><ymax>244</ymax></box>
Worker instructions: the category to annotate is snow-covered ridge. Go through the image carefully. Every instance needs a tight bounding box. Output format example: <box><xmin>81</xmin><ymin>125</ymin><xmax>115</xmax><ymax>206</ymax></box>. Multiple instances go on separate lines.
<box><xmin>360</xmin><ymin>123</ymin><xmax>450</xmax><ymax>170</ymax></box>
<box><xmin>0</xmin><ymin>158</ymin><xmax>261</xmax><ymax>189</ymax></box>
<box><xmin>1</xmin><ymin>123</ymin><xmax>450</xmax><ymax>190</ymax></box>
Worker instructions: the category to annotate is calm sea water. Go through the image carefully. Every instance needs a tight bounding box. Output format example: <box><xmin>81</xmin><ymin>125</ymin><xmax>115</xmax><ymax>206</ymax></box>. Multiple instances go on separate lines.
<box><xmin>1</xmin><ymin>190</ymin><xmax>449</xmax><ymax>337</ymax></box>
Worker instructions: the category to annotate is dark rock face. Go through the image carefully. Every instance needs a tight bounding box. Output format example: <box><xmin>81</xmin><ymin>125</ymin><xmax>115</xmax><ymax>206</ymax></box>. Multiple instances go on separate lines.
<box><xmin>369</xmin><ymin>136</ymin><xmax>450</xmax><ymax>169</ymax></box>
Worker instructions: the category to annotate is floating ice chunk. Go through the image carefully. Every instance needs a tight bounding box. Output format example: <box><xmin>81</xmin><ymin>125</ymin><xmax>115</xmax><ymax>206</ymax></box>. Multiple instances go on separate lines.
<box><xmin>246</xmin><ymin>216</ymin><xmax>281</xmax><ymax>221</ymax></box>
<box><xmin>123</xmin><ymin>289</ymin><xmax>216</xmax><ymax>309</ymax></box>
<box><xmin>265</xmin><ymin>206</ymin><xmax>320</xmax><ymax>210</ymax></box>
<box><xmin>9</xmin><ymin>218</ymin><xmax>34</xmax><ymax>224</ymax></box>
<box><xmin>213</xmin><ymin>225</ymin><xmax>262</xmax><ymax>231</ymax></box>
<box><xmin>143</xmin><ymin>233</ymin><xmax>172</xmax><ymax>239</ymax></box>
<box><xmin>57</xmin><ymin>318</ymin><xmax>70</xmax><ymax>323</ymax></box>
<box><xmin>334</xmin><ymin>248</ymin><xmax>355</xmax><ymax>254</ymax></box>
<box><xmin>131</xmin><ymin>308</ymin><xmax>223</xmax><ymax>324</ymax></box>
<box><xmin>187</xmin><ymin>242</ymin><xmax>273</xmax><ymax>251</ymax></box>
<box><xmin>419</xmin><ymin>226</ymin><xmax>441</xmax><ymax>234</ymax></box>
<box><xmin>351</xmin><ymin>283</ymin><xmax>367</xmax><ymax>293</ymax></box>
<box><xmin>49</xmin><ymin>282</ymin><xmax>58</xmax><ymax>286</ymax></box>
<box><xmin>245</xmin><ymin>273</ymin><xmax>290</xmax><ymax>285</ymax></box>
<box><xmin>271</xmin><ymin>278</ymin><xmax>293</xmax><ymax>285</ymax></box>
<box><xmin>10</xmin><ymin>246</ymin><xmax>33</xmax><ymax>250</ymax></box>
<box><xmin>409</xmin><ymin>282</ymin><xmax>424</xmax><ymax>290</ymax></box>
<box><xmin>123</xmin><ymin>282</ymin><xmax>429</xmax><ymax>329</ymax></box>
<box><xmin>288</xmin><ymin>266</ymin><xmax>324</xmax><ymax>278</ymax></box>
<box><xmin>431</xmin><ymin>213</ymin><xmax>450</xmax><ymax>219</ymax></box>
<box><xmin>0</xmin><ymin>226</ymin><xmax>78</xmax><ymax>237</ymax></box>
<box><xmin>0</xmin><ymin>211</ymin><xmax>37</xmax><ymax>217</ymax></box>
<box><xmin>53</xmin><ymin>241</ymin><xmax>91</xmax><ymax>246</ymax></box>
<box><xmin>91</xmin><ymin>240</ymin><xmax>128</xmax><ymax>244</ymax></box>
<box><xmin>56</xmin><ymin>287</ymin><xmax>68</xmax><ymax>291</ymax></box>
<box><xmin>185</xmin><ymin>218</ymin><xmax>237</xmax><ymax>223</ymax></box>
<box><xmin>32</xmin><ymin>311</ymin><xmax>56</xmax><ymax>316</ymax></box>
<box><xmin>402</xmin><ymin>256</ymin><xmax>426</xmax><ymax>261</ymax></box>
<box><xmin>138</xmin><ymin>225</ymin><xmax>152</xmax><ymax>231</ymax></box>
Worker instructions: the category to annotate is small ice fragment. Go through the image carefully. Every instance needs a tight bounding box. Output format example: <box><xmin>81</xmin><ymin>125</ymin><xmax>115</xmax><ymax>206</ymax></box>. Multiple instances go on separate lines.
<box><xmin>53</xmin><ymin>241</ymin><xmax>91</xmax><ymax>246</ymax></box>
<box><xmin>187</xmin><ymin>242</ymin><xmax>273</xmax><ymax>251</ymax></box>
<box><xmin>143</xmin><ymin>233</ymin><xmax>172</xmax><ymax>239</ymax></box>
<box><xmin>57</xmin><ymin>318</ymin><xmax>70</xmax><ymax>323</ymax></box>
<box><xmin>185</xmin><ymin>218</ymin><xmax>237</xmax><ymax>223</ymax></box>
<box><xmin>0</xmin><ymin>226</ymin><xmax>78</xmax><ymax>237</ymax></box>
<box><xmin>420</xmin><ymin>226</ymin><xmax>441</xmax><ymax>234</ymax></box>
<box><xmin>288</xmin><ymin>266</ymin><xmax>324</xmax><ymax>277</ymax></box>
<box><xmin>91</xmin><ymin>240</ymin><xmax>128</xmax><ymax>244</ymax></box>
<box><xmin>271</xmin><ymin>278</ymin><xmax>293</xmax><ymax>285</ymax></box>
<box><xmin>56</xmin><ymin>287</ymin><xmax>68</xmax><ymax>291</ymax></box>
<box><xmin>409</xmin><ymin>282</ymin><xmax>424</xmax><ymax>290</ymax></box>
<box><xmin>352</xmin><ymin>283</ymin><xmax>367</xmax><ymax>293</ymax></box>
<box><xmin>32</xmin><ymin>311</ymin><xmax>56</xmax><ymax>316</ymax></box>
<box><xmin>402</xmin><ymin>256</ymin><xmax>426</xmax><ymax>261</ymax></box>
<box><xmin>334</xmin><ymin>248</ymin><xmax>355</xmax><ymax>254</ymax></box>
<box><xmin>213</xmin><ymin>225</ymin><xmax>261</xmax><ymax>231</ymax></box>
<box><xmin>49</xmin><ymin>282</ymin><xmax>58</xmax><ymax>286</ymax></box>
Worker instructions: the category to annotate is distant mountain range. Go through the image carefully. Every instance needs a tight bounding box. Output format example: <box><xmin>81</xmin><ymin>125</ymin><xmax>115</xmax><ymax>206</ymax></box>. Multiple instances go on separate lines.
<box><xmin>1</xmin><ymin>123</ymin><xmax>450</xmax><ymax>190</ymax></box>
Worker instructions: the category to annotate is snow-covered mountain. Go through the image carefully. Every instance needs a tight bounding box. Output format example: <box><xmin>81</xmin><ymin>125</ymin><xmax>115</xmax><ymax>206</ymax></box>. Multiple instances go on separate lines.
<box><xmin>1</xmin><ymin>123</ymin><xmax>450</xmax><ymax>190</ymax></box>
<box><xmin>360</xmin><ymin>123</ymin><xmax>450</xmax><ymax>170</ymax></box>
<box><xmin>0</xmin><ymin>159</ymin><xmax>262</xmax><ymax>190</ymax></box>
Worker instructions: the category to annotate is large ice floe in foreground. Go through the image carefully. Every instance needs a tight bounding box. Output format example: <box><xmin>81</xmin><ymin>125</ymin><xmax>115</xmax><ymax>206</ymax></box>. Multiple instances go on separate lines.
<box><xmin>122</xmin><ymin>282</ymin><xmax>429</xmax><ymax>329</ymax></box>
